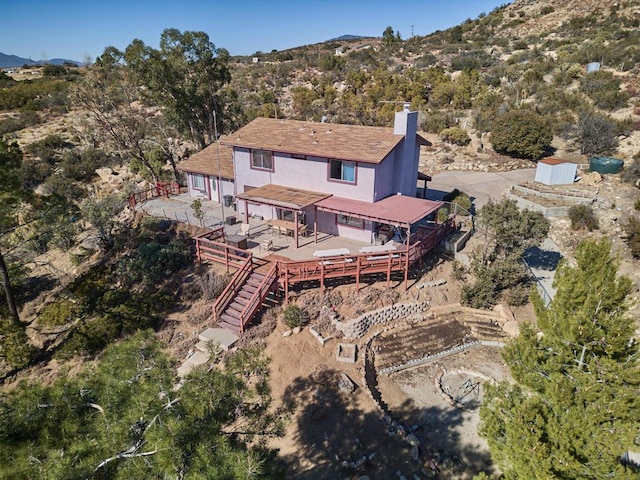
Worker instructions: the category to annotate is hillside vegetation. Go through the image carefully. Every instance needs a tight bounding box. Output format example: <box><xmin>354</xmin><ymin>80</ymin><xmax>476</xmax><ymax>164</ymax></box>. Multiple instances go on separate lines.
<box><xmin>1</xmin><ymin>0</ymin><xmax>639</xmax><ymax>477</ymax></box>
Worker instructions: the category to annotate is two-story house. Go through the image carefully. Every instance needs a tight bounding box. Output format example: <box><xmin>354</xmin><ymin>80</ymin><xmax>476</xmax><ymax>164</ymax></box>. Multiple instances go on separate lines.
<box><xmin>221</xmin><ymin>105</ymin><xmax>440</xmax><ymax>245</ymax></box>
<box><xmin>181</xmin><ymin>105</ymin><xmax>441</xmax><ymax>247</ymax></box>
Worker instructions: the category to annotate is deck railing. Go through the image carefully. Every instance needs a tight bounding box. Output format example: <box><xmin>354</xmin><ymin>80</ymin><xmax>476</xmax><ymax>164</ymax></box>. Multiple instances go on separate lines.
<box><xmin>129</xmin><ymin>182</ymin><xmax>181</xmax><ymax>208</ymax></box>
<box><xmin>212</xmin><ymin>256</ymin><xmax>253</xmax><ymax>321</ymax></box>
<box><xmin>237</xmin><ymin>262</ymin><xmax>278</xmax><ymax>333</ymax></box>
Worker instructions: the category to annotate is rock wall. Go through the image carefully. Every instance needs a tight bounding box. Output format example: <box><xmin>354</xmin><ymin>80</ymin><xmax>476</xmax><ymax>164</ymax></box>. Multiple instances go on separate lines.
<box><xmin>333</xmin><ymin>302</ymin><xmax>430</xmax><ymax>339</ymax></box>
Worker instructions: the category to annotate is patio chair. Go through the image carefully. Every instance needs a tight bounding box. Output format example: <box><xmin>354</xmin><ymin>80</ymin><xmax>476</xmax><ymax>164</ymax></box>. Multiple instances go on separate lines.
<box><xmin>239</xmin><ymin>222</ymin><xmax>252</xmax><ymax>237</ymax></box>
<box><xmin>297</xmin><ymin>224</ymin><xmax>308</xmax><ymax>237</ymax></box>
<box><xmin>260</xmin><ymin>237</ymin><xmax>274</xmax><ymax>253</ymax></box>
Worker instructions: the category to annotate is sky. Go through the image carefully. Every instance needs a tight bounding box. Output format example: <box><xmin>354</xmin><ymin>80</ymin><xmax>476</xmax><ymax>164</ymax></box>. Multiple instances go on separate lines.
<box><xmin>2</xmin><ymin>0</ymin><xmax>511</xmax><ymax>62</ymax></box>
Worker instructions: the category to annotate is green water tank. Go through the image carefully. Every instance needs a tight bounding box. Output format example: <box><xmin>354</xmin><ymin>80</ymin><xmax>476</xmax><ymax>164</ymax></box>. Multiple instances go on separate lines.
<box><xmin>589</xmin><ymin>157</ymin><xmax>624</xmax><ymax>174</ymax></box>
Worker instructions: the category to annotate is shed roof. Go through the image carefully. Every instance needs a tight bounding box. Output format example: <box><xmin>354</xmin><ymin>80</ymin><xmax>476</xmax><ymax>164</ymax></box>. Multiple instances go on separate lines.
<box><xmin>177</xmin><ymin>141</ymin><xmax>234</xmax><ymax>179</ymax></box>
<box><xmin>220</xmin><ymin>117</ymin><xmax>430</xmax><ymax>164</ymax></box>
<box><xmin>316</xmin><ymin>194</ymin><xmax>443</xmax><ymax>226</ymax></box>
<box><xmin>539</xmin><ymin>158</ymin><xmax>576</xmax><ymax>166</ymax></box>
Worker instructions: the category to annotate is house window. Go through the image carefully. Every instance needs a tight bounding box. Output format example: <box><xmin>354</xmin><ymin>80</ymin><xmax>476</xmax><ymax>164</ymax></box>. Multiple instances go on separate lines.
<box><xmin>192</xmin><ymin>174</ymin><xmax>205</xmax><ymax>190</ymax></box>
<box><xmin>337</xmin><ymin>214</ymin><xmax>364</xmax><ymax>229</ymax></box>
<box><xmin>251</xmin><ymin>149</ymin><xmax>273</xmax><ymax>171</ymax></box>
<box><xmin>329</xmin><ymin>159</ymin><xmax>356</xmax><ymax>183</ymax></box>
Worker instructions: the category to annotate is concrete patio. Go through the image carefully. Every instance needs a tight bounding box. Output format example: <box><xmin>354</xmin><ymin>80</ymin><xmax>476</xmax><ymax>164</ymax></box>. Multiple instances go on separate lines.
<box><xmin>135</xmin><ymin>193</ymin><xmax>373</xmax><ymax>261</ymax></box>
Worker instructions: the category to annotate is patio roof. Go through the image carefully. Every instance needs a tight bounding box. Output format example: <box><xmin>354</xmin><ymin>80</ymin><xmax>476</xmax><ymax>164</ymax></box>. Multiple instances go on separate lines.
<box><xmin>315</xmin><ymin>194</ymin><xmax>443</xmax><ymax>226</ymax></box>
<box><xmin>236</xmin><ymin>184</ymin><xmax>332</xmax><ymax>211</ymax></box>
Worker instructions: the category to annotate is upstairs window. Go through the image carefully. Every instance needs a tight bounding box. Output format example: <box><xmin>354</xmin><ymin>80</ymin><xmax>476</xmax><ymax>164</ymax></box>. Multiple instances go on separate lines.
<box><xmin>251</xmin><ymin>149</ymin><xmax>273</xmax><ymax>171</ymax></box>
<box><xmin>329</xmin><ymin>159</ymin><xmax>356</xmax><ymax>183</ymax></box>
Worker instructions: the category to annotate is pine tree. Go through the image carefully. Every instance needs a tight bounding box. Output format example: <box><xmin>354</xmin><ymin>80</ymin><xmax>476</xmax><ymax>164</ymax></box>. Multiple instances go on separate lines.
<box><xmin>480</xmin><ymin>238</ymin><xmax>640</xmax><ymax>479</ymax></box>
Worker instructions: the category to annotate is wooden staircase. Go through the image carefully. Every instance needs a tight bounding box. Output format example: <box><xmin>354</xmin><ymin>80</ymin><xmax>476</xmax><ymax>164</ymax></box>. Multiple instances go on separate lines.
<box><xmin>214</xmin><ymin>261</ymin><xmax>278</xmax><ymax>335</ymax></box>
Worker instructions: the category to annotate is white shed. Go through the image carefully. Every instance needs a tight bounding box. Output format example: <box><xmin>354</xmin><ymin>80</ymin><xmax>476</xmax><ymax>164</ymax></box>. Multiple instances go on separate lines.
<box><xmin>535</xmin><ymin>158</ymin><xmax>578</xmax><ymax>185</ymax></box>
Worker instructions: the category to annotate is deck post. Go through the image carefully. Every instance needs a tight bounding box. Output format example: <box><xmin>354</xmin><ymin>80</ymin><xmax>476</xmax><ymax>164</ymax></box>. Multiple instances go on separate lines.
<box><xmin>284</xmin><ymin>266</ymin><xmax>289</xmax><ymax>302</ymax></box>
<box><xmin>386</xmin><ymin>255</ymin><xmax>391</xmax><ymax>288</ymax></box>
<box><xmin>320</xmin><ymin>261</ymin><xmax>325</xmax><ymax>291</ymax></box>
<box><xmin>314</xmin><ymin>206</ymin><xmax>318</xmax><ymax>244</ymax></box>
<box><xmin>294</xmin><ymin>210</ymin><xmax>299</xmax><ymax>249</ymax></box>
<box><xmin>404</xmin><ymin>223</ymin><xmax>411</xmax><ymax>290</ymax></box>
<box><xmin>356</xmin><ymin>256</ymin><xmax>360</xmax><ymax>292</ymax></box>
<box><xmin>224</xmin><ymin>245</ymin><xmax>230</xmax><ymax>273</ymax></box>
<box><xmin>196</xmin><ymin>237</ymin><xmax>202</xmax><ymax>264</ymax></box>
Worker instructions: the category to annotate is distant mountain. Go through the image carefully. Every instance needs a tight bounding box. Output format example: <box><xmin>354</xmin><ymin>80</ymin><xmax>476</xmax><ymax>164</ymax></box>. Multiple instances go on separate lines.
<box><xmin>327</xmin><ymin>34</ymin><xmax>369</xmax><ymax>42</ymax></box>
<box><xmin>0</xmin><ymin>52</ymin><xmax>80</xmax><ymax>68</ymax></box>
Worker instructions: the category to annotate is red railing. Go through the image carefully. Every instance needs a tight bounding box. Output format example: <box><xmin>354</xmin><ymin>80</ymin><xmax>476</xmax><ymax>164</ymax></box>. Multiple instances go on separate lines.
<box><xmin>212</xmin><ymin>256</ymin><xmax>253</xmax><ymax>321</ymax></box>
<box><xmin>237</xmin><ymin>262</ymin><xmax>278</xmax><ymax>333</ymax></box>
<box><xmin>129</xmin><ymin>182</ymin><xmax>181</xmax><ymax>208</ymax></box>
<box><xmin>198</xmin><ymin>218</ymin><xmax>455</xmax><ymax>331</ymax></box>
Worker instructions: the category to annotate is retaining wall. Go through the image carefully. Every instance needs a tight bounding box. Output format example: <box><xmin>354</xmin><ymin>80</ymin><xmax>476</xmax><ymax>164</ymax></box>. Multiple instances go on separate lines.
<box><xmin>333</xmin><ymin>301</ymin><xmax>430</xmax><ymax>339</ymax></box>
<box><xmin>507</xmin><ymin>185</ymin><xmax>594</xmax><ymax>218</ymax></box>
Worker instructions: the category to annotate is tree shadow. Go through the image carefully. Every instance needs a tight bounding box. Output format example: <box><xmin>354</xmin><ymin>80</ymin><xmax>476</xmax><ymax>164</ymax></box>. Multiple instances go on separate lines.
<box><xmin>16</xmin><ymin>274</ymin><xmax>58</xmax><ymax>305</ymax></box>
<box><xmin>280</xmin><ymin>363</ymin><xmax>494</xmax><ymax>479</ymax></box>
<box><xmin>523</xmin><ymin>245</ymin><xmax>563</xmax><ymax>271</ymax></box>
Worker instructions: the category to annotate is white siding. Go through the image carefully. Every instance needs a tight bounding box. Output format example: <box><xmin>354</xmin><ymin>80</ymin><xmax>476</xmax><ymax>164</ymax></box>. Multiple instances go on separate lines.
<box><xmin>535</xmin><ymin>162</ymin><xmax>577</xmax><ymax>185</ymax></box>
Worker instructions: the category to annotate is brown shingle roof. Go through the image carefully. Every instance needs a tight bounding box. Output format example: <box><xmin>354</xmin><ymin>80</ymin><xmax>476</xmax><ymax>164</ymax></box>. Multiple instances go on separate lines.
<box><xmin>220</xmin><ymin>117</ymin><xmax>418</xmax><ymax>164</ymax></box>
<box><xmin>177</xmin><ymin>141</ymin><xmax>234</xmax><ymax>179</ymax></box>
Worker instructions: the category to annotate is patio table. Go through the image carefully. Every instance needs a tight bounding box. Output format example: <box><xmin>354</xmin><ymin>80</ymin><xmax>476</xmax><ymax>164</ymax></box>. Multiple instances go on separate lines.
<box><xmin>313</xmin><ymin>247</ymin><xmax>350</xmax><ymax>258</ymax></box>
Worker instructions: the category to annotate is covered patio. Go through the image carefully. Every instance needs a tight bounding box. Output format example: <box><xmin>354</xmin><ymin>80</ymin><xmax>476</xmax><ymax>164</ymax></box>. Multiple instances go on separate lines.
<box><xmin>314</xmin><ymin>193</ymin><xmax>444</xmax><ymax>244</ymax></box>
<box><xmin>236</xmin><ymin>184</ymin><xmax>331</xmax><ymax>249</ymax></box>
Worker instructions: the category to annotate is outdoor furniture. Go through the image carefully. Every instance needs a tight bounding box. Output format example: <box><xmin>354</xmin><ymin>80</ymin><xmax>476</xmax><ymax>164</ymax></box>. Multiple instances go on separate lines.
<box><xmin>239</xmin><ymin>223</ymin><xmax>253</xmax><ymax>237</ymax></box>
<box><xmin>226</xmin><ymin>234</ymin><xmax>247</xmax><ymax>250</ymax></box>
<box><xmin>313</xmin><ymin>248</ymin><xmax>350</xmax><ymax>258</ymax></box>
<box><xmin>268</xmin><ymin>219</ymin><xmax>305</xmax><ymax>237</ymax></box>
<box><xmin>359</xmin><ymin>243</ymin><xmax>397</xmax><ymax>254</ymax></box>
<box><xmin>366</xmin><ymin>254</ymin><xmax>400</xmax><ymax>261</ymax></box>
<box><xmin>260</xmin><ymin>237</ymin><xmax>274</xmax><ymax>253</ymax></box>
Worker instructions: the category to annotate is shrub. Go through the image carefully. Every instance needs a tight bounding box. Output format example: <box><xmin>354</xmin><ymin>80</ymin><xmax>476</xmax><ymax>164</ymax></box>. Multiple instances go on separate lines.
<box><xmin>490</xmin><ymin>109</ymin><xmax>553</xmax><ymax>160</ymax></box>
<box><xmin>440</xmin><ymin>127</ymin><xmax>471</xmax><ymax>146</ymax></box>
<box><xmin>282</xmin><ymin>303</ymin><xmax>305</xmax><ymax>329</ymax></box>
<box><xmin>0</xmin><ymin>111</ymin><xmax>41</xmax><ymax>135</ymax></box>
<box><xmin>503</xmin><ymin>283</ymin><xmax>532</xmax><ymax>307</ymax></box>
<box><xmin>581</xmin><ymin>70</ymin><xmax>630</xmax><ymax>110</ymax></box>
<box><xmin>621</xmin><ymin>156</ymin><xmax>640</xmax><ymax>185</ymax></box>
<box><xmin>38</xmin><ymin>299</ymin><xmax>81</xmax><ymax>327</ymax></box>
<box><xmin>575</xmin><ymin>112</ymin><xmax>619</xmax><ymax>156</ymax></box>
<box><xmin>623</xmin><ymin>216</ymin><xmax>640</xmax><ymax>258</ymax></box>
<box><xmin>568</xmin><ymin>204</ymin><xmax>599</xmax><ymax>231</ymax></box>
<box><xmin>116</xmin><ymin>240</ymin><xmax>191</xmax><ymax>289</ymax></box>
<box><xmin>0</xmin><ymin>319</ymin><xmax>36</xmax><ymax>369</ymax></box>
<box><xmin>443</xmin><ymin>189</ymin><xmax>472</xmax><ymax>213</ymax></box>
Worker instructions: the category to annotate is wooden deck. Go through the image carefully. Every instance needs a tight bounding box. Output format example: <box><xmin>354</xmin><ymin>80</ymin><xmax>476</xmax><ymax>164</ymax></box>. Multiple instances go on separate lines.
<box><xmin>196</xmin><ymin>218</ymin><xmax>455</xmax><ymax>333</ymax></box>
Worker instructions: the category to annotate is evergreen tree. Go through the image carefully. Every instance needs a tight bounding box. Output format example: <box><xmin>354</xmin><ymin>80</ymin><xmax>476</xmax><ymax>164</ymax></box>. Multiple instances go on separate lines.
<box><xmin>480</xmin><ymin>238</ymin><xmax>640</xmax><ymax>479</ymax></box>
<box><xmin>0</xmin><ymin>331</ymin><xmax>285</xmax><ymax>478</ymax></box>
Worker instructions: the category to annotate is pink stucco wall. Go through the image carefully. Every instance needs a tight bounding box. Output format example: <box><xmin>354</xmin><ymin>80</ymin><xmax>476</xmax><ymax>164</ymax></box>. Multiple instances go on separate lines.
<box><xmin>233</xmin><ymin>148</ymin><xmax>380</xmax><ymax>203</ymax></box>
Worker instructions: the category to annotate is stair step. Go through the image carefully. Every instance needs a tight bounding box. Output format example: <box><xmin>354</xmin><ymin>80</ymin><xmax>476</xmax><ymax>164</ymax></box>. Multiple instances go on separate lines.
<box><xmin>234</xmin><ymin>296</ymin><xmax>250</xmax><ymax>306</ymax></box>
<box><xmin>220</xmin><ymin>313</ymin><xmax>241</xmax><ymax>326</ymax></box>
<box><xmin>238</xmin><ymin>289</ymin><xmax>256</xmax><ymax>300</ymax></box>
<box><xmin>217</xmin><ymin>321</ymin><xmax>241</xmax><ymax>334</ymax></box>
<box><xmin>227</xmin><ymin>304</ymin><xmax>246</xmax><ymax>316</ymax></box>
